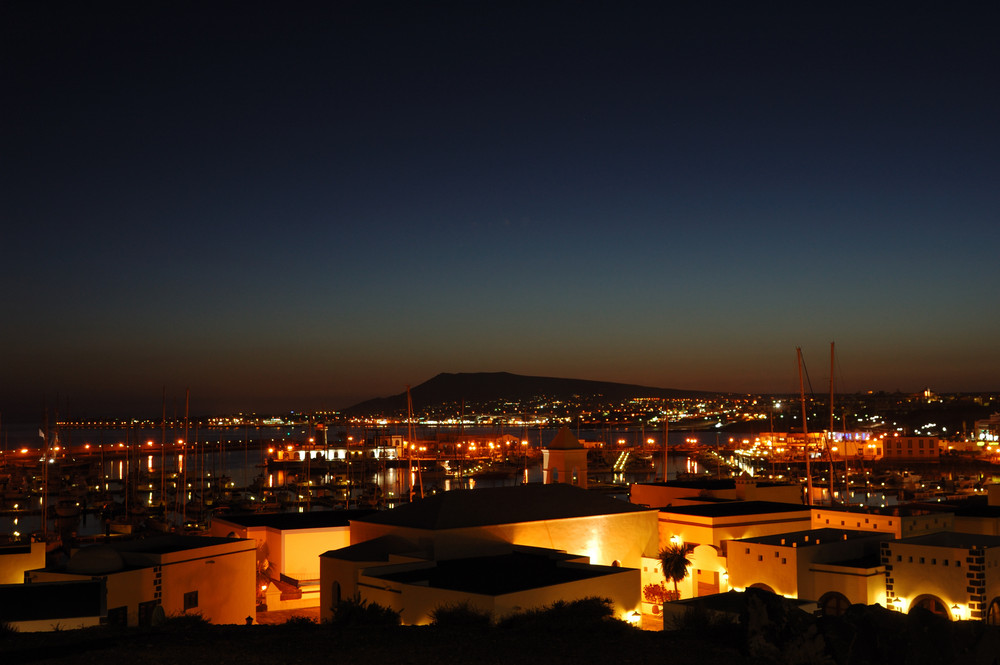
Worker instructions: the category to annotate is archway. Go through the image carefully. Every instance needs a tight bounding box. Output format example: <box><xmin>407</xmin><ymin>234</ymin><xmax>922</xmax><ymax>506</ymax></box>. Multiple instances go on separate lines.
<box><xmin>910</xmin><ymin>594</ymin><xmax>950</xmax><ymax>619</ymax></box>
<box><xmin>818</xmin><ymin>591</ymin><xmax>851</xmax><ymax>617</ymax></box>
<box><xmin>986</xmin><ymin>598</ymin><xmax>1000</xmax><ymax>625</ymax></box>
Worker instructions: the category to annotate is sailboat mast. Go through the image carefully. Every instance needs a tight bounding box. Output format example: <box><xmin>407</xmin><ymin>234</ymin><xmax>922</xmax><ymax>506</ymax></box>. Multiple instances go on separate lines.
<box><xmin>181</xmin><ymin>388</ymin><xmax>189</xmax><ymax>525</ymax></box>
<box><xmin>42</xmin><ymin>407</ymin><xmax>49</xmax><ymax>538</ymax></box>
<box><xmin>828</xmin><ymin>341</ymin><xmax>836</xmax><ymax>505</ymax></box>
<box><xmin>662</xmin><ymin>417</ymin><xmax>669</xmax><ymax>482</ymax></box>
<box><xmin>797</xmin><ymin>348</ymin><xmax>813</xmax><ymax>506</ymax></box>
<box><xmin>160</xmin><ymin>387</ymin><xmax>166</xmax><ymax>511</ymax></box>
<box><xmin>406</xmin><ymin>385</ymin><xmax>415</xmax><ymax>501</ymax></box>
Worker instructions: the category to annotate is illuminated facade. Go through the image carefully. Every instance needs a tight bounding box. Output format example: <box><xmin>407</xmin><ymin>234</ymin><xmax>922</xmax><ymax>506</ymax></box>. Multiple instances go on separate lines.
<box><xmin>728</xmin><ymin>528</ymin><xmax>886</xmax><ymax>613</ymax></box>
<box><xmin>356</xmin><ymin>548</ymin><xmax>640</xmax><ymax>626</ymax></box>
<box><xmin>28</xmin><ymin>535</ymin><xmax>255</xmax><ymax>626</ymax></box>
<box><xmin>811</xmin><ymin>506</ymin><xmax>953</xmax><ymax>539</ymax></box>
<box><xmin>210</xmin><ymin>510</ymin><xmax>374</xmax><ymax>611</ymax></box>
<box><xmin>882</xmin><ymin>532</ymin><xmax>1000</xmax><ymax>622</ymax></box>
<box><xmin>320</xmin><ymin>484</ymin><xmax>657</xmax><ymax>624</ymax></box>
<box><xmin>541</xmin><ymin>426</ymin><xmax>588</xmax><ymax>488</ymax></box>
<box><xmin>0</xmin><ymin>540</ymin><xmax>44</xmax><ymax>584</ymax></box>
<box><xmin>643</xmin><ymin>501</ymin><xmax>812</xmax><ymax>601</ymax></box>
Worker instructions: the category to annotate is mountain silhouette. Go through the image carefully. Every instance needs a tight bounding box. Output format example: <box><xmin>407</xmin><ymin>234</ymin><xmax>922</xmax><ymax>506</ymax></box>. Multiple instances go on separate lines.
<box><xmin>344</xmin><ymin>372</ymin><xmax>719</xmax><ymax>415</ymax></box>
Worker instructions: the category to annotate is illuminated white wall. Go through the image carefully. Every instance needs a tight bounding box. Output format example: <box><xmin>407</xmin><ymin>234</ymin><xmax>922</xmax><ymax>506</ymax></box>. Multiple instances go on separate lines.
<box><xmin>350</xmin><ymin>509</ymin><xmax>658</xmax><ymax>569</ymax></box>
<box><xmin>0</xmin><ymin>541</ymin><xmax>44</xmax><ymax>584</ymax></box>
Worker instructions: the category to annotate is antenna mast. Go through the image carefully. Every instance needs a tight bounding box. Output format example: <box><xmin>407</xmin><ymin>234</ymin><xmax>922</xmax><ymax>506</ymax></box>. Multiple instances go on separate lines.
<box><xmin>797</xmin><ymin>348</ymin><xmax>813</xmax><ymax>506</ymax></box>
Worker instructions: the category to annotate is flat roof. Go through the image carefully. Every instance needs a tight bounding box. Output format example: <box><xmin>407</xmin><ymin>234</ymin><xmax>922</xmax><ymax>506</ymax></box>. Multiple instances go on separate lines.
<box><xmin>320</xmin><ymin>535</ymin><xmax>422</xmax><ymax>562</ymax></box>
<box><xmin>0</xmin><ymin>580</ymin><xmax>103</xmax><ymax>622</ymax></box>
<box><xmin>635</xmin><ymin>479</ymin><xmax>795</xmax><ymax>490</ymax></box>
<box><xmin>738</xmin><ymin>528</ymin><xmax>883</xmax><ymax>547</ymax></box>
<box><xmin>894</xmin><ymin>532</ymin><xmax>1000</xmax><ymax>549</ymax></box>
<box><xmin>355</xmin><ymin>484</ymin><xmax>651</xmax><ymax>530</ymax></box>
<box><xmin>670</xmin><ymin>589</ymin><xmax>814</xmax><ymax>613</ymax></box>
<box><xmin>816</xmin><ymin>554</ymin><xmax>884</xmax><ymax>569</ymax></box>
<box><xmin>366</xmin><ymin>550</ymin><xmax>626</xmax><ymax>595</ymax></box>
<box><xmin>109</xmin><ymin>535</ymin><xmax>244</xmax><ymax>555</ymax></box>
<box><xmin>214</xmin><ymin>509</ymin><xmax>376</xmax><ymax>530</ymax></box>
<box><xmin>661</xmin><ymin>500</ymin><xmax>810</xmax><ymax>518</ymax></box>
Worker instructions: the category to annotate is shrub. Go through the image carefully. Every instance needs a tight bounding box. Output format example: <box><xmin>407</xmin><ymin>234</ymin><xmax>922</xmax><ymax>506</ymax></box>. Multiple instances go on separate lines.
<box><xmin>282</xmin><ymin>615</ymin><xmax>317</xmax><ymax>627</ymax></box>
<box><xmin>329</xmin><ymin>598</ymin><xmax>400</xmax><ymax>626</ymax></box>
<box><xmin>429</xmin><ymin>601</ymin><xmax>492</xmax><ymax>629</ymax></box>
<box><xmin>160</xmin><ymin>612</ymin><xmax>212</xmax><ymax>631</ymax></box>
<box><xmin>498</xmin><ymin>597</ymin><xmax>628</xmax><ymax>633</ymax></box>
<box><xmin>643</xmin><ymin>582</ymin><xmax>669</xmax><ymax>605</ymax></box>
<box><xmin>668</xmin><ymin>604</ymin><xmax>739</xmax><ymax>638</ymax></box>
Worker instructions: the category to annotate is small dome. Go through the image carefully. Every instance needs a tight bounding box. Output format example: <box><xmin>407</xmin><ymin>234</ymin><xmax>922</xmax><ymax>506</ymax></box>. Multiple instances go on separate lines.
<box><xmin>67</xmin><ymin>545</ymin><xmax>125</xmax><ymax>574</ymax></box>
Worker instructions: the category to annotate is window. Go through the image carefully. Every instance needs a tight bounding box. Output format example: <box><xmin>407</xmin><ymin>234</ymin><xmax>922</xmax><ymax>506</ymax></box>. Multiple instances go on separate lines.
<box><xmin>819</xmin><ymin>592</ymin><xmax>851</xmax><ymax>617</ymax></box>
<box><xmin>897</xmin><ymin>555</ymin><xmax>902</xmax><ymax>562</ymax></box>
<box><xmin>919</xmin><ymin>557</ymin><xmax>925</xmax><ymax>564</ymax></box>
<box><xmin>758</xmin><ymin>555</ymin><xmax>763</xmax><ymax>561</ymax></box>
<box><xmin>944</xmin><ymin>560</ymin><xmax>949</xmax><ymax>566</ymax></box>
<box><xmin>932</xmin><ymin>559</ymin><xmax>937</xmax><ymax>565</ymax></box>
<box><xmin>774</xmin><ymin>551</ymin><xmax>779</xmax><ymax>558</ymax></box>
<box><xmin>781</xmin><ymin>558</ymin><xmax>787</xmax><ymax>564</ymax></box>
<box><xmin>183</xmin><ymin>591</ymin><xmax>198</xmax><ymax>611</ymax></box>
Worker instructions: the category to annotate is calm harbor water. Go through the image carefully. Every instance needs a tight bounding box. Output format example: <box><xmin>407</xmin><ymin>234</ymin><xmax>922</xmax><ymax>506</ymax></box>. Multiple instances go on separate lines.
<box><xmin>0</xmin><ymin>423</ymin><xmax>897</xmax><ymax>538</ymax></box>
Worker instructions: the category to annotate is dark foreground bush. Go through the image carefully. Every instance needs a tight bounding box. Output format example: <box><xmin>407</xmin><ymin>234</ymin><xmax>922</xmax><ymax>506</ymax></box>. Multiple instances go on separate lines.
<box><xmin>430</xmin><ymin>601</ymin><xmax>492</xmax><ymax>629</ymax></box>
<box><xmin>497</xmin><ymin>597</ymin><xmax>632</xmax><ymax>633</ymax></box>
<box><xmin>329</xmin><ymin>598</ymin><xmax>400</xmax><ymax>626</ymax></box>
<box><xmin>160</xmin><ymin>613</ymin><xmax>212</xmax><ymax>631</ymax></box>
<box><xmin>667</xmin><ymin>604</ymin><xmax>740</xmax><ymax>642</ymax></box>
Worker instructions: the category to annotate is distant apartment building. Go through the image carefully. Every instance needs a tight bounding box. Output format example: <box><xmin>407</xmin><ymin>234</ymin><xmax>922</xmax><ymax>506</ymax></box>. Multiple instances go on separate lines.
<box><xmin>975</xmin><ymin>414</ymin><xmax>1000</xmax><ymax>444</ymax></box>
<box><xmin>754</xmin><ymin>431</ymin><xmax>880</xmax><ymax>461</ymax></box>
<box><xmin>880</xmin><ymin>434</ymin><xmax>941</xmax><ymax>461</ymax></box>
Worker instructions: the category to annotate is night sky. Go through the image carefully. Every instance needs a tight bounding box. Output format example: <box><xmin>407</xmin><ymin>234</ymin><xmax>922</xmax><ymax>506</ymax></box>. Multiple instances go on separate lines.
<box><xmin>3</xmin><ymin>2</ymin><xmax>998</xmax><ymax>418</ymax></box>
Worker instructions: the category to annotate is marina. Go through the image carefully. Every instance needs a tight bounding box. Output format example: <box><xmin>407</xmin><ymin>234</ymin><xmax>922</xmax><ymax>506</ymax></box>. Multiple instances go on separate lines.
<box><xmin>2</xmin><ymin>420</ymin><xmax>997</xmax><ymax>543</ymax></box>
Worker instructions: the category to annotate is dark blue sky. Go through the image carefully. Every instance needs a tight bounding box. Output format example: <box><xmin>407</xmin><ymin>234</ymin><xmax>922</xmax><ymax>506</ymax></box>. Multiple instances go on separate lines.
<box><xmin>3</xmin><ymin>2</ymin><xmax>998</xmax><ymax>418</ymax></box>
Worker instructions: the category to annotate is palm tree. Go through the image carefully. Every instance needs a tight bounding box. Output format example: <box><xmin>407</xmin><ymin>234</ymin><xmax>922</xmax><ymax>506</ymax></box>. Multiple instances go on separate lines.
<box><xmin>659</xmin><ymin>543</ymin><xmax>690</xmax><ymax>600</ymax></box>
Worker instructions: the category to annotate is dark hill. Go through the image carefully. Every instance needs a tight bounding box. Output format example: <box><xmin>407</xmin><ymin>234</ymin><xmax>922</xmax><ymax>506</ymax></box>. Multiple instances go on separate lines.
<box><xmin>344</xmin><ymin>372</ymin><xmax>721</xmax><ymax>415</ymax></box>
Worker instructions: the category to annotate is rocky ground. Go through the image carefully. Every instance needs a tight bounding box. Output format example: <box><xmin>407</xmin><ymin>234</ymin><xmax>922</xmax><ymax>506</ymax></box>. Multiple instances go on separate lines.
<box><xmin>0</xmin><ymin>620</ymin><xmax>741</xmax><ymax>665</ymax></box>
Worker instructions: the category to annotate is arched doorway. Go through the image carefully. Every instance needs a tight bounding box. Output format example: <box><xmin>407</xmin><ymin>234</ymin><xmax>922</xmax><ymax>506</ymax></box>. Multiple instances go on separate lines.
<box><xmin>818</xmin><ymin>591</ymin><xmax>851</xmax><ymax>617</ymax></box>
<box><xmin>910</xmin><ymin>594</ymin><xmax>950</xmax><ymax>619</ymax></box>
<box><xmin>986</xmin><ymin>598</ymin><xmax>1000</xmax><ymax>625</ymax></box>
